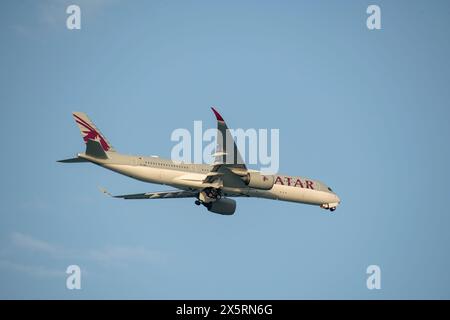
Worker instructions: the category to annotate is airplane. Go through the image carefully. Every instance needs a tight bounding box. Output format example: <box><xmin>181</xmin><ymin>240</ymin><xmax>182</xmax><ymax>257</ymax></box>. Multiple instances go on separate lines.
<box><xmin>58</xmin><ymin>108</ymin><xmax>340</xmax><ymax>215</ymax></box>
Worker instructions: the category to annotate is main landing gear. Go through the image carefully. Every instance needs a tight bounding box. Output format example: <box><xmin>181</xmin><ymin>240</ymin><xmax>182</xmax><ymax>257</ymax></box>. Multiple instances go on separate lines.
<box><xmin>194</xmin><ymin>187</ymin><xmax>222</xmax><ymax>209</ymax></box>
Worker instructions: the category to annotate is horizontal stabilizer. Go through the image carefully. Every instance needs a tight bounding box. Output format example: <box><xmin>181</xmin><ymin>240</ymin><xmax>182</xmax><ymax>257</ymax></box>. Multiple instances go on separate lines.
<box><xmin>57</xmin><ymin>157</ymin><xmax>89</xmax><ymax>163</ymax></box>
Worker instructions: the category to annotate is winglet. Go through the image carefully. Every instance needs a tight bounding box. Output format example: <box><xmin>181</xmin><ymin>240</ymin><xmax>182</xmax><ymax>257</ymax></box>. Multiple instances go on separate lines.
<box><xmin>99</xmin><ymin>186</ymin><xmax>113</xmax><ymax>197</ymax></box>
<box><xmin>211</xmin><ymin>107</ymin><xmax>224</xmax><ymax>122</ymax></box>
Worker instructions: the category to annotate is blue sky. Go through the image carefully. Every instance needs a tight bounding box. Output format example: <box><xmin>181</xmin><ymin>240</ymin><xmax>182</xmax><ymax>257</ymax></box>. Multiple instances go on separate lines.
<box><xmin>1</xmin><ymin>0</ymin><xmax>450</xmax><ymax>299</ymax></box>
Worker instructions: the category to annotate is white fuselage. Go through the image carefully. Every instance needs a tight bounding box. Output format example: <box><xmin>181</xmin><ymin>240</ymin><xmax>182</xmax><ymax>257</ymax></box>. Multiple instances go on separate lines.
<box><xmin>81</xmin><ymin>152</ymin><xmax>340</xmax><ymax>209</ymax></box>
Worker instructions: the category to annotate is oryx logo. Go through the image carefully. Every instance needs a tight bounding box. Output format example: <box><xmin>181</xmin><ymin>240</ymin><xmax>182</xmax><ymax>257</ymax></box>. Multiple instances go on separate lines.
<box><xmin>73</xmin><ymin>113</ymin><xmax>110</xmax><ymax>151</ymax></box>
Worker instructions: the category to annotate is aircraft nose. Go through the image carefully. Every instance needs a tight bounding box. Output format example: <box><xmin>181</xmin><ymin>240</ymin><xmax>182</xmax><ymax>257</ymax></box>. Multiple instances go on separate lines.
<box><xmin>333</xmin><ymin>193</ymin><xmax>341</xmax><ymax>204</ymax></box>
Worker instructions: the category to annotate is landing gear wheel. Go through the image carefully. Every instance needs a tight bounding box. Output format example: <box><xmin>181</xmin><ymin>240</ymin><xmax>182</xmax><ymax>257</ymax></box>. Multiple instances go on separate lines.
<box><xmin>330</xmin><ymin>207</ymin><xmax>336</xmax><ymax>212</ymax></box>
<box><xmin>194</xmin><ymin>200</ymin><xmax>201</xmax><ymax>206</ymax></box>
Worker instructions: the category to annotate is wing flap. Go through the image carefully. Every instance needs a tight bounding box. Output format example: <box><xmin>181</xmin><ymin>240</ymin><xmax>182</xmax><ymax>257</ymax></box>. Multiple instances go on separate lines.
<box><xmin>202</xmin><ymin>172</ymin><xmax>224</xmax><ymax>184</ymax></box>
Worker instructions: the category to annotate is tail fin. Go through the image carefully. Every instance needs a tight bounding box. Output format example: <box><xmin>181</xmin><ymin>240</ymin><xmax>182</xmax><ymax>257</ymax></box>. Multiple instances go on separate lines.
<box><xmin>72</xmin><ymin>112</ymin><xmax>116</xmax><ymax>152</ymax></box>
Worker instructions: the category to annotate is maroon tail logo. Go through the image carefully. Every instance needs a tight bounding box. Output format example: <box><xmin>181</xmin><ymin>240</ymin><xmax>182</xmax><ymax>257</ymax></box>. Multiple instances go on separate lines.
<box><xmin>73</xmin><ymin>114</ymin><xmax>110</xmax><ymax>151</ymax></box>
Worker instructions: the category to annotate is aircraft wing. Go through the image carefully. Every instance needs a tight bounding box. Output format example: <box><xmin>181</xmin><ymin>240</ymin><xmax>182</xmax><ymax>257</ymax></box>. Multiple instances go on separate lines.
<box><xmin>100</xmin><ymin>188</ymin><xmax>198</xmax><ymax>200</ymax></box>
<box><xmin>211</xmin><ymin>107</ymin><xmax>247</xmax><ymax>172</ymax></box>
<box><xmin>204</xmin><ymin>108</ymin><xmax>249</xmax><ymax>186</ymax></box>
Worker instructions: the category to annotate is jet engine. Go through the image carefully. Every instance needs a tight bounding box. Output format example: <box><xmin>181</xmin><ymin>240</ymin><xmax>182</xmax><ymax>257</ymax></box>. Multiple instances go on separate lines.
<box><xmin>207</xmin><ymin>198</ymin><xmax>236</xmax><ymax>215</ymax></box>
<box><xmin>241</xmin><ymin>172</ymin><xmax>274</xmax><ymax>190</ymax></box>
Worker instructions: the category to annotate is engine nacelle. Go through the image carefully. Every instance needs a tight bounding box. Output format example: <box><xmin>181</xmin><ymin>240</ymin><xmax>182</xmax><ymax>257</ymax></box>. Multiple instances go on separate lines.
<box><xmin>242</xmin><ymin>172</ymin><xmax>275</xmax><ymax>190</ymax></box>
<box><xmin>207</xmin><ymin>198</ymin><xmax>236</xmax><ymax>215</ymax></box>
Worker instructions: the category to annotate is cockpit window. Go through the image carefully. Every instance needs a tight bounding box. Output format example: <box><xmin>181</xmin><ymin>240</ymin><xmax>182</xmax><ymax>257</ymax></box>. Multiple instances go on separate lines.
<box><xmin>327</xmin><ymin>187</ymin><xmax>333</xmax><ymax>192</ymax></box>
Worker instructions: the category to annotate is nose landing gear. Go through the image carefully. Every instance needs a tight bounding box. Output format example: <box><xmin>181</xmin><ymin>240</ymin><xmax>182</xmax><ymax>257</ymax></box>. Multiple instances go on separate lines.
<box><xmin>321</xmin><ymin>203</ymin><xmax>337</xmax><ymax>212</ymax></box>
